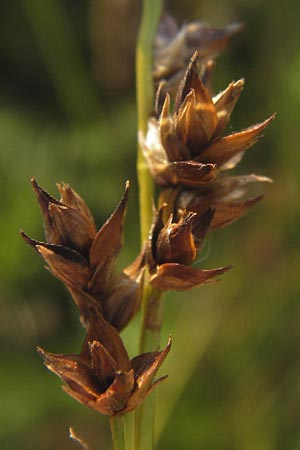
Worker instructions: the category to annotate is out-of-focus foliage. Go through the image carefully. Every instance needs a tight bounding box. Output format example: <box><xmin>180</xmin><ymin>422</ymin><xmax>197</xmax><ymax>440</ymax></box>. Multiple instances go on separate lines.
<box><xmin>0</xmin><ymin>1</ymin><xmax>299</xmax><ymax>449</ymax></box>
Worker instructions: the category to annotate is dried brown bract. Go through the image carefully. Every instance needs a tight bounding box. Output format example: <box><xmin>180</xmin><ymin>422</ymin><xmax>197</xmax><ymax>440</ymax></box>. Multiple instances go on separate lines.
<box><xmin>21</xmin><ymin>179</ymin><xmax>142</xmax><ymax>331</ymax></box>
<box><xmin>160</xmin><ymin>173</ymin><xmax>273</xmax><ymax>231</ymax></box>
<box><xmin>38</xmin><ymin>307</ymin><xmax>171</xmax><ymax>416</ymax></box>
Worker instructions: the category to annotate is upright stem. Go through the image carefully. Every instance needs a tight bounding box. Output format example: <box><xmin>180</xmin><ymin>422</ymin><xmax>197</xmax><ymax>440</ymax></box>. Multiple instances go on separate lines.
<box><xmin>135</xmin><ymin>1</ymin><xmax>164</xmax><ymax>450</ymax></box>
<box><xmin>135</xmin><ymin>0</ymin><xmax>164</xmax><ymax>352</ymax></box>
<box><xmin>110</xmin><ymin>416</ymin><xmax>125</xmax><ymax>450</ymax></box>
<box><xmin>136</xmin><ymin>0</ymin><xmax>162</xmax><ymax>244</ymax></box>
<box><xmin>134</xmin><ymin>285</ymin><xmax>163</xmax><ymax>450</ymax></box>
<box><xmin>139</xmin><ymin>284</ymin><xmax>163</xmax><ymax>352</ymax></box>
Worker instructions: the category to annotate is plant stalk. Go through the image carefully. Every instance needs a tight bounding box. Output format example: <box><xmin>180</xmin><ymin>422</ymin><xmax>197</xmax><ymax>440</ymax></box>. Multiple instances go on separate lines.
<box><xmin>134</xmin><ymin>283</ymin><xmax>163</xmax><ymax>450</ymax></box>
<box><xmin>135</xmin><ymin>0</ymin><xmax>164</xmax><ymax>449</ymax></box>
<box><xmin>136</xmin><ymin>0</ymin><xmax>163</xmax><ymax>245</ymax></box>
<box><xmin>110</xmin><ymin>416</ymin><xmax>125</xmax><ymax>450</ymax></box>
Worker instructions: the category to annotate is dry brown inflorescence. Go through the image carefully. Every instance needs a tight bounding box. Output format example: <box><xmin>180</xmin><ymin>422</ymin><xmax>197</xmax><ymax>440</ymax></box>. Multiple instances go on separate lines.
<box><xmin>22</xmin><ymin>13</ymin><xmax>274</xmax><ymax>417</ymax></box>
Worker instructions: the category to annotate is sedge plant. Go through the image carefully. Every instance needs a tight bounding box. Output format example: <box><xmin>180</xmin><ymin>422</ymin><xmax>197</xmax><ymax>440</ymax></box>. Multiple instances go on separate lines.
<box><xmin>21</xmin><ymin>1</ymin><xmax>274</xmax><ymax>449</ymax></box>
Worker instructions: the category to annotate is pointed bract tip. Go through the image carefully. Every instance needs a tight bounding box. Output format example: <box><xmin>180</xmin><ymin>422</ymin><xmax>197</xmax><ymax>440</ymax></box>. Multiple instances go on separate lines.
<box><xmin>30</xmin><ymin>177</ymin><xmax>37</xmax><ymax>186</ymax></box>
<box><xmin>190</xmin><ymin>50</ymin><xmax>200</xmax><ymax>65</ymax></box>
<box><xmin>30</xmin><ymin>177</ymin><xmax>40</xmax><ymax>193</ymax></box>
<box><xmin>20</xmin><ymin>229</ymin><xmax>28</xmax><ymax>241</ymax></box>
<box><xmin>234</xmin><ymin>78</ymin><xmax>245</xmax><ymax>88</ymax></box>
<box><xmin>166</xmin><ymin>334</ymin><xmax>172</xmax><ymax>349</ymax></box>
<box><xmin>267</xmin><ymin>112</ymin><xmax>276</xmax><ymax>122</ymax></box>
<box><xmin>30</xmin><ymin>177</ymin><xmax>60</xmax><ymax>207</ymax></box>
<box><xmin>69</xmin><ymin>427</ymin><xmax>89</xmax><ymax>450</ymax></box>
<box><xmin>221</xmin><ymin>264</ymin><xmax>233</xmax><ymax>273</ymax></box>
<box><xmin>160</xmin><ymin>93</ymin><xmax>171</xmax><ymax>119</ymax></box>
<box><xmin>36</xmin><ymin>346</ymin><xmax>47</xmax><ymax>359</ymax></box>
<box><xmin>251</xmin><ymin>174</ymin><xmax>273</xmax><ymax>184</ymax></box>
<box><xmin>122</xmin><ymin>182</ymin><xmax>130</xmax><ymax>204</ymax></box>
<box><xmin>30</xmin><ymin>178</ymin><xmax>46</xmax><ymax>196</ymax></box>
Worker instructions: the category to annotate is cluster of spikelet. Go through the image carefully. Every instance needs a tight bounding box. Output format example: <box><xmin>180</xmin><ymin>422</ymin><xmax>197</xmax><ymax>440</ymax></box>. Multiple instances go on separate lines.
<box><xmin>22</xmin><ymin>179</ymin><xmax>170</xmax><ymax>416</ymax></box>
<box><xmin>22</xmin><ymin>13</ymin><xmax>273</xmax><ymax>417</ymax></box>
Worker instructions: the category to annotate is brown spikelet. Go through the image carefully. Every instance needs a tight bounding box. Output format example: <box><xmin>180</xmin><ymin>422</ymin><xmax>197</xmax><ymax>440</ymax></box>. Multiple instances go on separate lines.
<box><xmin>141</xmin><ymin>53</ymin><xmax>274</xmax><ymax>189</ymax></box>
<box><xmin>37</xmin><ymin>307</ymin><xmax>171</xmax><ymax>416</ymax></box>
<box><xmin>22</xmin><ymin>180</ymin><xmax>142</xmax><ymax>331</ymax></box>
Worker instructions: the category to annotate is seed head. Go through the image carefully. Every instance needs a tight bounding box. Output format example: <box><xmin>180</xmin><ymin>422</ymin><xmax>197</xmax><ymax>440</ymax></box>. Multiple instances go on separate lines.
<box><xmin>137</xmin><ymin>206</ymin><xmax>231</xmax><ymax>291</ymax></box>
<box><xmin>22</xmin><ymin>180</ymin><xmax>142</xmax><ymax>331</ymax></box>
<box><xmin>141</xmin><ymin>53</ymin><xmax>275</xmax><ymax>189</ymax></box>
<box><xmin>37</xmin><ymin>307</ymin><xmax>171</xmax><ymax>416</ymax></box>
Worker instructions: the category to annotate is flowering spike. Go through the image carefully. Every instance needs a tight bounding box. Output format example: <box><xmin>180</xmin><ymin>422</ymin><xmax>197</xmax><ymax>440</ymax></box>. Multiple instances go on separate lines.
<box><xmin>37</xmin><ymin>309</ymin><xmax>170</xmax><ymax>416</ymax></box>
<box><xmin>141</xmin><ymin>53</ymin><xmax>274</xmax><ymax>189</ymax></box>
<box><xmin>155</xmin><ymin>211</ymin><xmax>197</xmax><ymax>265</ymax></box>
<box><xmin>23</xmin><ymin>180</ymin><xmax>142</xmax><ymax>331</ymax></box>
<box><xmin>144</xmin><ymin>206</ymin><xmax>229</xmax><ymax>291</ymax></box>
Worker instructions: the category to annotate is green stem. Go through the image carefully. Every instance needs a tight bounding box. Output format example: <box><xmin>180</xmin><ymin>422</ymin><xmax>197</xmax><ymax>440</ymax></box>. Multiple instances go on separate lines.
<box><xmin>110</xmin><ymin>416</ymin><xmax>125</xmax><ymax>450</ymax></box>
<box><xmin>140</xmin><ymin>283</ymin><xmax>163</xmax><ymax>353</ymax></box>
<box><xmin>135</xmin><ymin>1</ymin><xmax>164</xmax><ymax>449</ymax></box>
<box><xmin>124</xmin><ymin>412</ymin><xmax>135</xmax><ymax>450</ymax></box>
<box><xmin>134</xmin><ymin>284</ymin><xmax>163</xmax><ymax>450</ymax></box>
<box><xmin>136</xmin><ymin>0</ymin><xmax>164</xmax><ymax>354</ymax></box>
<box><xmin>136</xmin><ymin>0</ymin><xmax>163</xmax><ymax>245</ymax></box>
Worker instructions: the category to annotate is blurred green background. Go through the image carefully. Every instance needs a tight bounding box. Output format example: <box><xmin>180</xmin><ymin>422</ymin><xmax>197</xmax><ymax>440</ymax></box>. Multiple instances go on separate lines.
<box><xmin>0</xmin><ymin>0</ymin><xmax>299</xmax><ymax>449</ymax></box>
